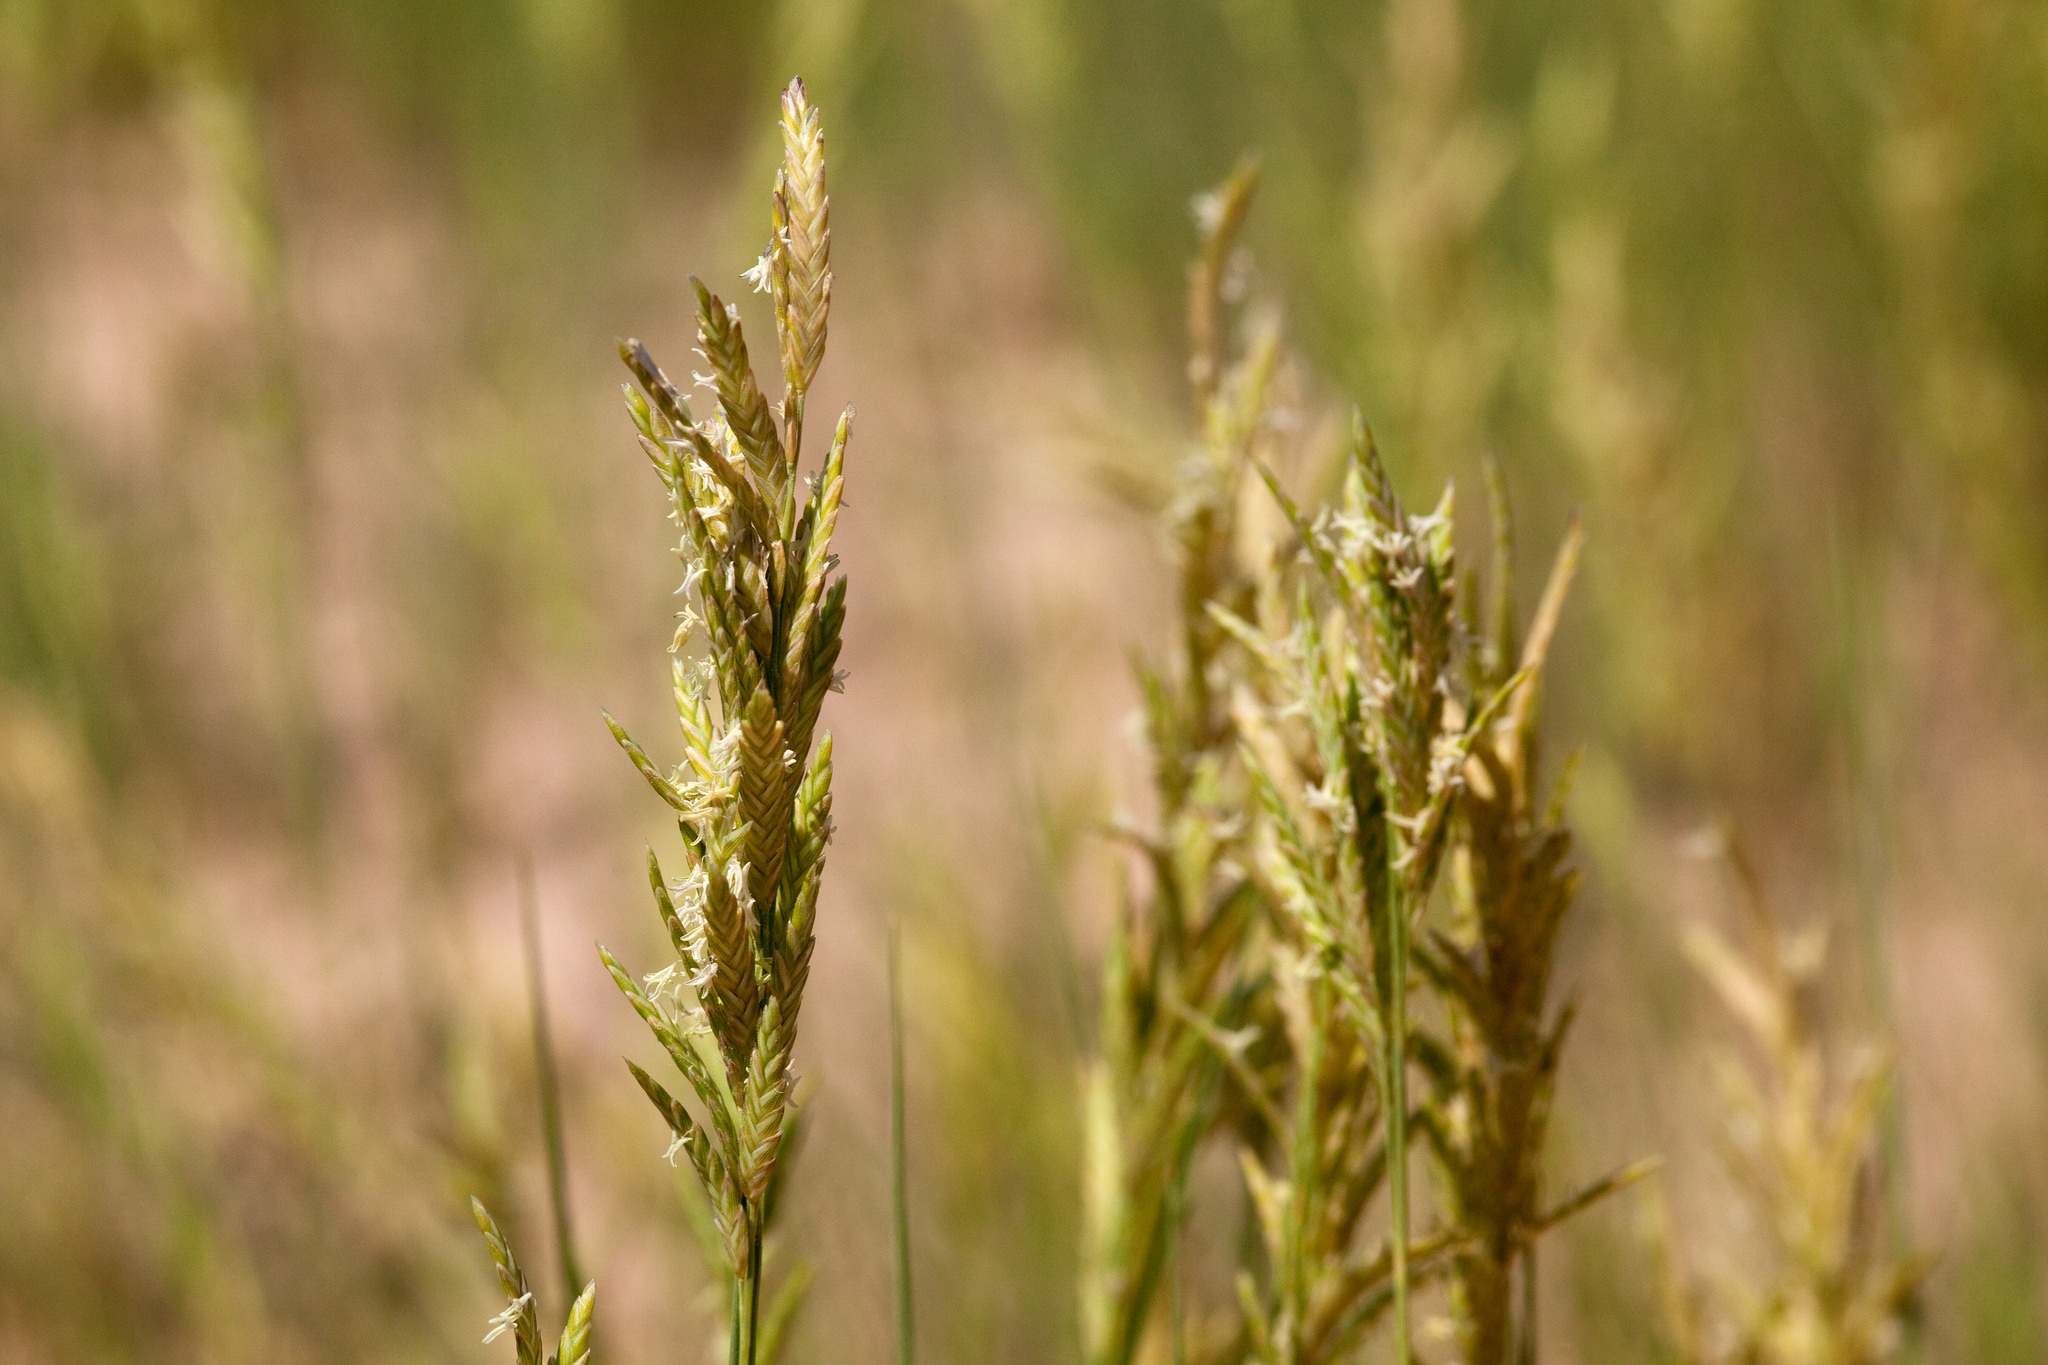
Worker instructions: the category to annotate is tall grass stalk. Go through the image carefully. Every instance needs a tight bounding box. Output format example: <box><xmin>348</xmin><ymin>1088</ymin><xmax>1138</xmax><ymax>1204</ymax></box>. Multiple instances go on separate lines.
<box><xmin>1230</xmin><ymin>415</ymin><xmax>1470</xmax><ymax>1365</ymax></box>
<box><xmin>472</xmin><ymin>76</ymin><xmax>845</xmax><ymax>1365</ymax></box>
<box><xmin>1384</xmin><ymin>815</ymin><xmax>1414</xmax><ymax>1365</ymax></box>
<box><xmin>1227</xmin><ymin>424</ymin><xmax>1647</xmax><ymax>1365</ymax></box>
<box><xmin>1418</xmin><ymin>477</ymin><xmax>1656</xmax><ymax>1363</ymax></box>
<box><xmin>1083</xmin><ymin>154</ymin><xmax>1283</xmax><ymax>1365</ymax></box>
<box><xmin>600</xmin><ymin>73</ymin><xmax>842</xmax><ymax>1365</ymax></box>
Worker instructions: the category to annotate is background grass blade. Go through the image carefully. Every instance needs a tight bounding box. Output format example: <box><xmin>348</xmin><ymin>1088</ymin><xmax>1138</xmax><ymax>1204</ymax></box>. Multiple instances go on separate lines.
<box><xmin>890</xmin><ymin>917</ymin><xmax>915</xmax><ymax>1365</ymax></box>
<box><xmin>520</xmin><ymin>852</ymin><xmax>584</xmax><ymax>1308</ymax></box>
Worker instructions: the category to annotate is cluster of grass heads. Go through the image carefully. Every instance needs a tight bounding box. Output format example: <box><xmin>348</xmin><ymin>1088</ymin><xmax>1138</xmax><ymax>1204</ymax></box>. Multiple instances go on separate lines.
<box><xmin>1082</xmin><ymin>165</ymin><xmax>1655</xmax><ymax>1365</ymax></box>
<box><xmin>461</xmin><ymin>84</ymin><xmax>1923</xmax><ymax>1365</ymax></box>
<box><xmin>1081</xmin><ymin>163</ymin><xmax>1927</xmax><ymax>1365</ymax></box>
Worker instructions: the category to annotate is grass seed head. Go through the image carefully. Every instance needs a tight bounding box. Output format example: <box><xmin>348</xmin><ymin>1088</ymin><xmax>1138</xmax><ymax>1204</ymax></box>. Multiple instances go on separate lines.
<box><xmin>592</xmin><ymin>74</ymin><xmax>844</xmax><ymax>1365</ymax></box>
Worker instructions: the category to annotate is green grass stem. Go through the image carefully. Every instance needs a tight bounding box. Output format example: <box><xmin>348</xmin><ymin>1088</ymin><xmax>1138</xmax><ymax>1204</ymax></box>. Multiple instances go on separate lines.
<box><xmin>889</xmin><ymin>918</ymin><xmax>916</xmax><ymax>1365</ymax></box>
<box><xmin>1386</xmin><ymin>888</ymin><xmax>1411</xmax><ymax>1364</ymax></box>
<box><xmin>519</xmin><ymin>854</ymin><xmax>583</xmax><ymax>1307</ymax></box>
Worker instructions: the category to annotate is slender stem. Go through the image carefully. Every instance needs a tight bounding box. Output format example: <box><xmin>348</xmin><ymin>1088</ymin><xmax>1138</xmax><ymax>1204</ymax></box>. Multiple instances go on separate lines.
<box><xmin>1825</xmin><ymin>514</ymin><xmax>1918</xmax><ymax>1365</ymax></box>
<box><xmin>1167</xmin><ymin>1172</ymin><xmax>1186</xmax><ymax>1365</ymax></box>
<box><xmin>729</xmin><ymin>1271</ymin><xmax>744</xmax><ymax>1365</ymax></box>
<box><xmin>889</xmin><ymin>919</ymin><xmax>916</xmax><ymax>1365</ymax></box>
<box><xmin>746</xmin><ymin>1206</ymin><xmax>764</xmax><ymax>1365</ymax></box>
<box><xmin>1386</xmin><ymin>883</ymin><xmax>1412</xmax><ymax>1365</ymax></box>
<box><xmin>518</xmin><ymin>855</ymin><xmax>582</xmax><ymax>1304</ymax></box>
<box><xmin>1285</xmin><ymin>981</ymin><xmax>1327</xmax><ymax>1353</ymax></box>
<box><xmin>1518</xmin><ymin>1240</ymin><xmax>1538</xmax><ymax>1365</ymax></box>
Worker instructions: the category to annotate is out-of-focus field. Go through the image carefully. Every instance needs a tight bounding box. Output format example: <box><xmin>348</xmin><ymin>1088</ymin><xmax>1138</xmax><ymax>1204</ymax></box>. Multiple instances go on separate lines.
<box><xmin>1</xmin><ymin>2</ymin><xmax>2044</xmax><ymax>1361</ymax></box>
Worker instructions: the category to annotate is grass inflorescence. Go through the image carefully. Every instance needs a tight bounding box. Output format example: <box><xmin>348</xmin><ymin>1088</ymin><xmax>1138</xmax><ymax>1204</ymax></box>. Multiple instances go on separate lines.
<box><xmin>1083</xmin><ymin>153</ymin><xmax>1284</xmax><ymax>1365</ymax></box>
<box><xmin>471</xmin><ymin>76</ymin><xmax>847</xmax><ymax>1365</ymax></box>
<box><xmin>1653</xmin><ymin>830</ymin><xmax>1926</xmax><ymax>1365</ymax></box>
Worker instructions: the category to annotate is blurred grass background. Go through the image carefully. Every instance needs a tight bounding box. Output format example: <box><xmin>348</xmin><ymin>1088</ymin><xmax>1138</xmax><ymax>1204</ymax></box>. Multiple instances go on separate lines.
<box><xmin>1</xmin><ymin>0</ymin><xmax>2044</xmax><ymax>1360</ymax></box>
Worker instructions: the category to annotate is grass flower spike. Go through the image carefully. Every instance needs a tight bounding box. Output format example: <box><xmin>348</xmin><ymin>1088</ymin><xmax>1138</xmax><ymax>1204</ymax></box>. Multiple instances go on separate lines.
<box><xmin>1655</xmin><ymin>833</ymin><xmax>1926</xmax><ymax>1365</ymax></box>
<box><xmin>1083</xmin><ymin>156</ymin><xmax>1285</xmax><ymax>1365</ymax></box>
<box><xmin>468</xmin><ymin>77</ymin><xmax>839</xmax><ymax>1365</ymax></box>
<box><xmin>1222</xmin><ymin>418</ymin><xmax>1471</xmax><ymax>1365</ymax></box>
<box><xmin>598</xmin><ymin>75</ymin><xmax>845</xmax><ymax>1365</ymax></box>
<box><xmin>1418</xmin><ymin>486</ymin><xmax>1655</xmax><ymax>1364</ymax></box>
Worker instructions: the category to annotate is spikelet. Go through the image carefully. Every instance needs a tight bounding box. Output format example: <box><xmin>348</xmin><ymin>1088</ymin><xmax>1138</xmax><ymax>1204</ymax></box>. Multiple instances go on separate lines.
<box><xmin>772</xmin><ymin>77</ymin><xmax>830</xmax><ymax>409</ymax></box>
<box><xmin>473</xmin><ymin>1197</ymin><xmax>597</xmax><ymax>1365</ymax></box>
<box><xmin>694</xmin><ymin>279</ymin><xmax>786</xmax><ymax>493</ymax></box>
